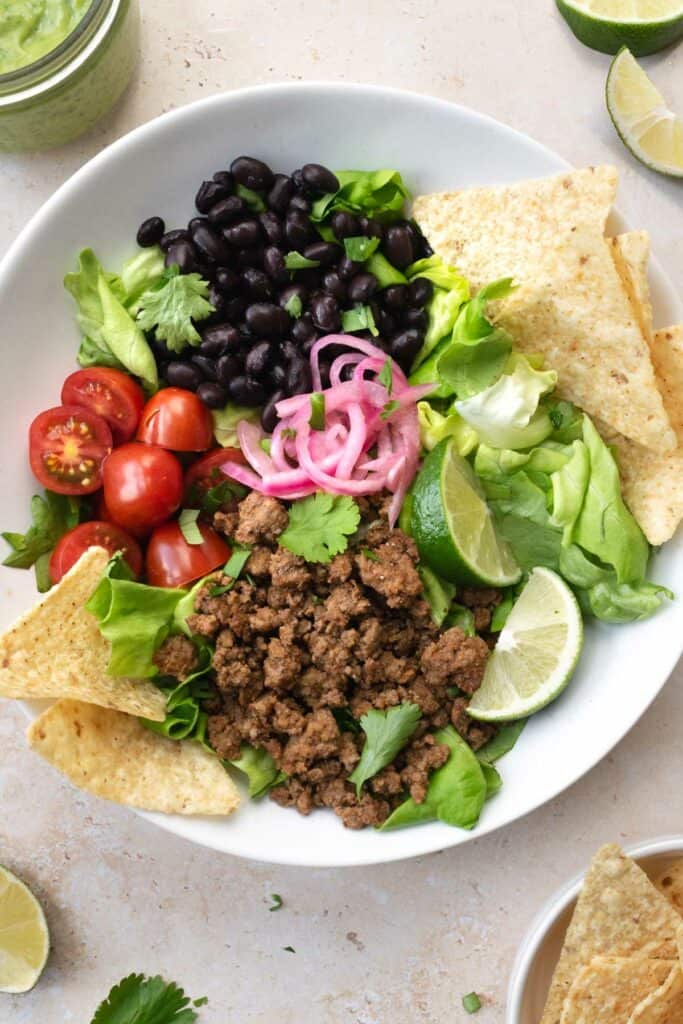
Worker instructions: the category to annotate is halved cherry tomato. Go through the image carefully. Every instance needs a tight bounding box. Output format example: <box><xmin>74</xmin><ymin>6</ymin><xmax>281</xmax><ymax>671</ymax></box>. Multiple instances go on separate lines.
<box><xmin>146</xmin><ymin>520</ymin><xmax>230</xmax><ymax>588</ymax></box>
<box><xmin>183</xmin><ymin>447</ymin><xmax>245</xmax><ymax>503</ymax></box>
<box><xmin>136</xmin><ymin>388</ymin><xmax>214</xmax><ymax>452</ymax></box>
<box><xmin>49</xmin><ymin>521</ymin><xmax>143</xmax><ymax>584</ymax></box>
<box><xmin>61</xmin><ymin>368</ymin><xmax>145</xmax><ymax>445</ymax></box>
<box><xmin>103</xmin><ymin>443</ymin><xmax>183</xmax><ymax>535</ymax></box>
<box><xmin>29</xmin><ymin>405</ymin><xmax>112</xmax><ymax>495</ymax></box>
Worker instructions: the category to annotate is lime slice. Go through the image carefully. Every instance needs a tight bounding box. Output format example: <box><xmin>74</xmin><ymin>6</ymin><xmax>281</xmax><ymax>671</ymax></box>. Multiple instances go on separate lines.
<box><xmin>411</xmin><ymin>439</ymin><xmax>521</xmax><ymax>588</ymax></box>
<box><xmin>0</xmin><ymin>866</ymin><xmax>49</xmax><ymax>994</ymax></box>
<box><xmin>467</xmin><ymin>567</ymin><xmax>583</xmax><ymax>722</ymax></box>
<box><xmin>556</xmin><ymin>0</ymin><xmax>683</xmax><ymax>55</ymax></box>
<box><xmin>607</xmin><ymin>47</ymin><xmax>683</xmax><ymax>178</ymax></box>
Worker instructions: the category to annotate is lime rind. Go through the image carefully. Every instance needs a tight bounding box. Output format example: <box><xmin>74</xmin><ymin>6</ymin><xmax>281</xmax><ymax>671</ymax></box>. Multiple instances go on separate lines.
<box><xmin>556</xmin><ymin>0</ymin><xmax>683</xmax><ymax>55</ymax></box>
<box><xmin>0</xmin><ymin>866</ymin><xmax>50</xmax><ymax>994</ymax></box>
<box><xmin>467</xmin><ymin>567</ymin><xmax>584</xmax><ymax>722</ymax></box>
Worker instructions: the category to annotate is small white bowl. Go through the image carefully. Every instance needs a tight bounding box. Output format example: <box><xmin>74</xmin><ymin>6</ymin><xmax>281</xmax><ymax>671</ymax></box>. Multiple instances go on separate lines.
<box><xmin>506</xmin><ymin>835</ymin><xmax>683</xmax><ymax>1024</ymax></box>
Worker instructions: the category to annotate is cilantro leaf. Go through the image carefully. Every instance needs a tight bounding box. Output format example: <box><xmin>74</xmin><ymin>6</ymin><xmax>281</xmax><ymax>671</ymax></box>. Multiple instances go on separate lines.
<box><xmin>349</xmin><ymin>703</ymin><xmax>421</xmax><ymax>798</ymax></box>
<box><xmin>178</xmin><ymin>509</ymin><xmax>203</xmax><ymax>545</ymax></box>
<box><xmin>284</xmin><ymin>251</ymin><xmax>320</xmax><ymax>270</ymax></box>
<box><xmin>269</xmin><ymin>893</ymin><xmax>283</xmax><ymax>911</ymax></box>
<box><xmin>380</xmin><ymin>399</ymin><xmax>401</xmax><ymax>421</ymax></box>
<box><xmin>278</xmin><ymin>493</ymin><xmax>360</xmax><ymax>564</ymax></box>
<box><xmin>235</xmin><ymin>184</ymin><xmax>266</xmax><ymax>212</ymax></box>
<box><xmin>136</xmin><ymin>272</ymin><xmax>214</xmax><ymax>354</ymax></box>
<box><xmin>341</xmin><ymin>303</ymin><xmax>379</xmax><ymax>337</ymax></box>
<box><xmin>2</xmin><ymin>492</ymin><xmax>87</xmax><ymax>592</ymax></box>
<box><xmin>90</xmin><ymin>973</ymin><xmax>204</xmax><ymax>1024</ymax></box>
<box><xmin>343</xmin><ymin>235</ymin><xmax>380</xmax><ymax>262</ymax></box>
<box><xmin>229</xmin><ymin>744</ymin><xmax>286</xmax><ymax>797</ymax></box>
<box><xmin>378</xmin><ymin>357</ymin><xmax>393</xmax><ymax>395</ymax></box>
<box><xmin>284</xmin><ymin>293</ymin><xmax>303</xmax><ymax>318</ymax></box>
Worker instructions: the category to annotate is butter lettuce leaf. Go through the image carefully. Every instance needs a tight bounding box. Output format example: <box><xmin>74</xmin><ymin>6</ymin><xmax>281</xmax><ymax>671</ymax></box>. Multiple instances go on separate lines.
<box><xmin>229</xmin><ymin>744</ymin><xmax>286</xmax><ymax>798</ymax></box>
<box><xmin>417</xmin><ymin>401</ymin><xmax>478</xmax><ymax>454</ymax></box>
<box><xmin>454</xmin><ymin>357</ymin><xmax>556</xmax><ymax>450</ymax></box>
<box><xmin>310</xmin><ymin>168</ymin><xmax>410</xmax><ymax>223</ymax></box>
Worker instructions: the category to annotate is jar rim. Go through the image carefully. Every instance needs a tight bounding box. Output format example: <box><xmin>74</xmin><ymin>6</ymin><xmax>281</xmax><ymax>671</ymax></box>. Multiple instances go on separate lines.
<box><xmin>0</xmin><ymin>0</ymin><xmax>119</xmax><ymax>100</ymax></box>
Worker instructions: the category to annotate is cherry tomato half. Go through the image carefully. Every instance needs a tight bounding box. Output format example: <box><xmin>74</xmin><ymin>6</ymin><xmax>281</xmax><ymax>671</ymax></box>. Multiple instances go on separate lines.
<box><xmin>136</xmin><ymin>388</ymin><xmax>214</xmax><ymax>452</ymax></box>
<box><xmin>102</xmin><ymin>443</ymin><xmax>183</xmax><ymax>535</ymax></box>
<box><xmin>146</xmin><ymin>520</ymin><xmax>230</xmax><ymax>588</ymax></box>
<box><xmin>49</xmin><ymin>521</ymin><xmax>143</xmax><ymax>584</ymax></box>
<box><xmin>29</xmin><ymin>405</ymin><xmax>112</xmax><ymax>496</ymax></box>
<box><xmin>183</xmin><ymin>447</ymin><xmax>245</xmax><ymax>504</ymax></box>
<box><xmin>61</xmin><ymin>368</ymin><xmax>145</xmax><ymax>445</ymax></box>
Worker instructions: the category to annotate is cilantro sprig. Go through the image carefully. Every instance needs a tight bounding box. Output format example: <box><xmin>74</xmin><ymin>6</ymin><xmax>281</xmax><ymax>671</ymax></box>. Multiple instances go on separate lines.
<box><xmin>136</xmin><ymin>266</ymin><xmax>214</xmax><ymax>354</ymax></box>
<box><xmin>349</xmin><ymin>703</ymin><xmax>421</xmax><ymax>798</ymax></box>
<box><xmin>278</xmin><ymin>493</ymin><xmax>360</xmax><ymax>564</ymax></box>
<box><xmin>2</xmin><ymin>492</ymin><xmax>88</xmax><ymax>592</ymax></box>
<box><xmin>90</xmin><ymin>973</ymin><xmax>207</xmax><ymax>1024</ymax></box>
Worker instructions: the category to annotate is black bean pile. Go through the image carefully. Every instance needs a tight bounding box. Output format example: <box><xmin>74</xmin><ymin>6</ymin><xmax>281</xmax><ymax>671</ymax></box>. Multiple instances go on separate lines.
<box><xmin>136</xmin><ymin>156</ymin><xmax>433</xmax><ymax>428</ymax></box>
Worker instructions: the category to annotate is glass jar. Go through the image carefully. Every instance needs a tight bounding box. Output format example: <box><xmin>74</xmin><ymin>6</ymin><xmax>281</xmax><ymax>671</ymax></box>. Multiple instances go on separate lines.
<box><xmin>0</xmin><ymin>0</ymin><xmax>139</xmax><ymax>153</ymax></box>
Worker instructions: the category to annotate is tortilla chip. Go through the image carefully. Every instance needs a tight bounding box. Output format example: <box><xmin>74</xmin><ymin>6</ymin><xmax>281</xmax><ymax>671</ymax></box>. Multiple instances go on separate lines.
<box><xmin>650</xmin><ymin>326</ymin><xmax>683</xmax><ymax>441</ymax></box>
<box><xmin>540</xmin><ymin>845</ymin><xmax>683</xmax><ymax>1024</ymax></box>
<box><xmin>654</xmin><ymin>861</ymin><xmax>683</xmax><ymax>915</ymax></box>
<box><xmin>413</xmin><ymin>168</ymin><xmax>676</xmax><ymax>452</ymax></box>
<box><xmin>27</xmin><ymin>699</ymin><xmax>240</xmax><ymax>815</ymax></box>
<box><xmin>559</xmin><ymin>957</ymin><xmax>675</xmax><ymax>1024</ymax></box>
<box><xmin>628</xmin><ymin>964</ymin><xmax>683</xmax><ymax>1023</ymax></box>
<box><xmin>0</xmin><ymin>547</ymin><xmax>166</xmax><ymax>721</ymax></box>
<box><xmin>610</xmin><ymin>232</ymin><xmax>653</xmax><ymax>345</ymax></box>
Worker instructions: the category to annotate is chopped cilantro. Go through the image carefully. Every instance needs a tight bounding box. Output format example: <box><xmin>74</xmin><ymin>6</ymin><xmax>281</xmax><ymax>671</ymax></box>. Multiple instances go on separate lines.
<box><xmin>90</xmin><ymin>973</ymin><xmax>206</xmax><ymax>1024</ymax></box>
<box><xmin>380</xmin><ymin>399</ymin><xmax>401</xmax><ymax>421</ymax></box>
<box><xmin>332</xmin><ymin>707</ymin><xmax>361</xmax><ymax>733</ymax></box>
<box><xmin>192</xmin><ymin>477</ymin><xmax>246</xmax><ymax>517</ymax></box>
<box><xmin>462</xmin><ymin>992</ymin><xmax>482</xmax><ymax>1014</ymax></box>
<box><xmin>284</xmin><ymin>251</ymin><xmax>320</xmax><ymax>270</ymax></box>
<box><xmin>178</xmin><ymin>509</ymin><xmax>203</xmax><ymax>545</ymax></box>
<box><xmin>378</xmin><ymin>357</ymin><xmax>393</xmax><ymax>395</ymax></box>
<box><xmin>361</xmin><ymin>547</ymin><xmax>379</xmax><ymax>562</ymax></box>
<box><xmin>343</xmin><ymin>235</ymin><xmax>380</xmax><ymax>262</ymax></box>
<box><xmin>136</xmin><ymin>268</ymin><xmax>214</xmax><ymax>353</ymax></box>
<box><xmin>349</xmin><ymin>703</ymin><xmax>421</xmax><ymax>798</ymax></box>
<box><xmin>341</xmin><ymin>303</ymin><xmax>379</xmax><ymax>337</ymax></box>
<box><xmin>309</xmin><ymin>392</ymin><xmax>326</xmax><ymax>430</ymax></box>
<box><xmin>284</xmin><ymin>293</ymin><xmax>303</xmax><ymax>318</ymax></box>
<box><xmin>193</xmin><ymin>997</ymin><xmax>209</xmax><ymax>1008</ymax></box>
<box><xmin>279</xmin><ymin>493</ymin><xmax>360</xmax><ymax>564</ymax></box>
<box><xmin>269</xmin><ymin>893</ymin><xmax>283</xmax><ymax>912</ymax></box>
<box><xmin>282</xmin><ymin>946</ymin><xmax>296</xmax><ymax>954</ymax></box>
<box><xmin>208</xmin><ymin>545</ymin><xmax>251</xmax><ymax>596</ymax></box>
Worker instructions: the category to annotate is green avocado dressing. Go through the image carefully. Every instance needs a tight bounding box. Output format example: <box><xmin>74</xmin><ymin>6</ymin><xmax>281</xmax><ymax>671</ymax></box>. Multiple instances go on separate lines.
<box><xmin>0</xmin><ymin>0</ymin><xmax>92</xmax><ymax>75</ymax></box>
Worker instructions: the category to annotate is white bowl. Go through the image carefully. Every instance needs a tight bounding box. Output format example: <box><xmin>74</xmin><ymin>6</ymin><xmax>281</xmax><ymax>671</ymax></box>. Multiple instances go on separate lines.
<box><xmin>506</xmin><ymin>835</ymin><xmax>683</xmax><ymax>1024</ymax></box>
<box><xmin>1</xmin><ymin>83</ymin><xmax>682</xmax><ymax>866</ymax></box>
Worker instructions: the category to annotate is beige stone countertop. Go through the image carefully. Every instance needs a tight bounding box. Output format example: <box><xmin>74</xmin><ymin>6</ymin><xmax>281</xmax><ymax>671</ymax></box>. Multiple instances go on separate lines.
<box><xmin>1</xmin><ymin>1</ymin><xmax>681</xmax><ymax>1021</ymax></box>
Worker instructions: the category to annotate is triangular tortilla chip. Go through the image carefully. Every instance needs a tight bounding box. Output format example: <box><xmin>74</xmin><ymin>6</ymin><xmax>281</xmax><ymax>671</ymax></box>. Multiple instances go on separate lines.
<box><xmin>610</xmin><ymin>232</ymin><xmax>653</xmax><ymax>345</ymax></box>
<box><xmin>559</xmin><ymin>957</ymin><xmax>675</xmax><ymax>1024</ymax></box>
<box><xmin>654</xmin><ymin>863</ymin><xmax>683</xmax><ymax>916</ymax></box>
<box><xmin>413</xmin><ymin>167</ymin><xmax>676</xmax><ymax>452</ymax></box>
<box><xmin>628</xmin><ymin>963</ymin><xmax>683</xmax><ymax>1023</ymax></box>
<box><xmin>27</xmin><ymin>699</ymin><xmax>239</xmax><ymax>816</ymax></box>
<box><xmin>0</xmin><ymin>547</ymin><xmax>166</xmax><ymax>721</ymax></box>
<box><xmin>650</xmin><ymin>326</ymin><xmax>683</xmax><ymax>441</ymax></box>
<box><xmin>540</xmin><ymin>845</ymin><xmax>683</xmax><ymax>1024</ymax></box>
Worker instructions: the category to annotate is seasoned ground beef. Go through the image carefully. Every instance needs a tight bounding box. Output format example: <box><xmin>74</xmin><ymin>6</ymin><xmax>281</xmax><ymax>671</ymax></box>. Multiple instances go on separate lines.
<box><xmin>184</xmin><ymin>491</ymin><xmax>498</xmax><ymax>828</ymax></box>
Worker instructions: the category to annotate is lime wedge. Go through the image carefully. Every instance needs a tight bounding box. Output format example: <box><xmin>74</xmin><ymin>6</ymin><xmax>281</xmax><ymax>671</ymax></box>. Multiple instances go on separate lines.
<box><xmin>607</xmin><ymin>48</ymin><xmax>683</xmax><ymax>178</ymax></box>
<box><xmin>0</xmin><ymin>866</ymin><xmax>49</xmax><ymax>994</ymax></box>
<box><xmin>411</xmin><ymin>439</ymin><xmax>521</xmax><ymax>588</ymax></box>
<box><xmin>467</xmin><ymin>567</ymin><xmax>583</xmax><ymax>722</ymax></box>
<box><xmin>556</xmin><ymin>0</ymin><xmax>683</xmax><ymax>55</ymax></box>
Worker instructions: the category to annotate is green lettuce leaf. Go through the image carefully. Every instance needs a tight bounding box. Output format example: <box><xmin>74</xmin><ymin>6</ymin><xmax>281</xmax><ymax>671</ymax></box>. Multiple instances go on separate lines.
<box><xmin>141</xmin><ymin>642</ymin><xmax>214</xmax><ymax>745</ymax></box>
<box><xmin>406</xmin><ymin>255</ymin><xmax>467</xmax><ymax>292</ymax></box>
<box><xmin>365</xmin><ymin>251</ymin><xmax>407</xmax><ymax>288</ymax></box>
<box><xmin>549</xmin><ymin>439</ymin><xmax>590</xmax><ymax>546</ymax></box>
<box><xmin>349</xmin><ymin>703</ymin><xmax>421</xmax><ymax>798</ymax></box>
<box><xmin>443</xmin><ymin>603</ymin><xmax>475</xmax><ymax>636</ymax></box>
<box><xmin>229</xmin><ymin>745</ymin><xmax>286</xmax><ymax>798</ymax></box>
<box><xmin>454</xmin><ymin>357</ymin><xmax>556</xmax><ymax>450</ymax></box>
<box><xmin>97</xmin><ymin>273</ymin><xmax>159</xmax><ymax>392</ymax></box>
<box><xmin>310</xmin><ymin>169</ymin><xmax>410</xmax><ymax>223</ymax></box>
<box><xmin>120</xmin><ymin>246</ymin><xmax>165</xmax><ymax>313</ymax></box>
<box><xmin>408</xmin><ymin>338</ymin><xmax>455</xmax><ymax>399</ymax></box>
<box><xmin>580</xmin><ymin>579</ymin><xmax>673</xmax><ymax>623</ymax></box>
<box><xmin>212</xmin><ymin>403</ymin><xmax>261</xmax><ymax>448</ymax></box>
<box><xmin>409</xmin><ymin>256</ymin><xmax>470</xmax><ymax>369</ymax></box>
<box><xmin>418</xmin><ymin>565</ymin><xmax>456</xmax><ymax>626</ymax></box>
<box><xmin>417</xmin><ymin>401</ymin><xmax>478</xmax><ymax>454</ymax></box>
<box><xmin>136</xmin><ymin>267</ymin><xmax>214</xmax><ymax>354</ymax></box>
<box><xmin>476</xmin><ymin>720</ymin><xmax>526</xmax><ymax>763</ymax></box>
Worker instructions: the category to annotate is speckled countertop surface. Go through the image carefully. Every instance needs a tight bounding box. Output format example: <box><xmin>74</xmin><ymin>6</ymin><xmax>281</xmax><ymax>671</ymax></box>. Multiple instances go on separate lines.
<box><xmin>1</xmin><ymin>2</ymin><xmax>681</xmax><ymax>1021</ymax></box>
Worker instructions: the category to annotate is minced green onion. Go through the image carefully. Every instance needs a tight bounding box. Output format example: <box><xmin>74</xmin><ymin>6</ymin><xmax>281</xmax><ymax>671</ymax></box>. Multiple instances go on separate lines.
<box><xmin>309</xmin><ymin>392</ymin><xmax>326</xmax><ymax>430</ymax></box>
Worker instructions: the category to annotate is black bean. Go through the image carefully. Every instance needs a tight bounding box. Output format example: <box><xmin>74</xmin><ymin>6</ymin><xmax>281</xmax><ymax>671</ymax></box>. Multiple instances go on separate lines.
<box><xmin>310</xmin><ymin>293</ymin><xmax>340</xmax><ymax>333</ymax></box>
<box><xmin>258</xmin><ymin>211</ymin><xmax>284</xmax><ymax>247</ymax></box>
<box><xmin>407</xmin><ymin>277</ymin><xmax>434</xmax><ymax>307</ymax></box>
<box><xmin>166</xmin><ymin>362</ymin><xmax>203</xmax><ymax>390</ymax></box>
<box><xmin>189</xmin><ymin>217</ymin><xmax>208</xmax><ymax>234</ymax></box>
<box><xmin>286</xmin><ymin>357</ymin><xmax>313</xmax><ymax>395</ymax></box>
<box><xmin>195</xmin><ymin>180</ymin><xmax>230</xmax><ymax>213</ymax></box>
<box><xmin>296</xmin><ymin>267</ymin><xmax>322</xmax><ymax>290</ymax></box>
<box><xmin>263</xmin><ymin>245</ymin><xmax>288</xmax><ymax>284</ymax></box>
<box><xmin>165</xmin><ymin>240</ymin><xmax>198</xmax><ymax>274</ymax></box>
<box><xmin>245</xmin><ymin>340</ymin><xmax>274</xmax><ymax>377</ymax></box>
<box><xmin>191</xmin><ymin>355</ymin><xmax>219</xmax><ymax>381</ymax></box>
<box><xmin>207</xmin><ymin>284</ymin><xmax>226</xmax><ymax>319</ymax></box>
<box><xmin>303</xmin><ymin>241</ymin><xmax>340</xmax><ymax>267</ymax></box>
<box><xmin>228</xmin><ymin>374</ymin><xmax>265</xmax><ymax>405</ymax></box>
<box><xmin>267</xmin><ymin>174</ymin><xmax>294</xmax><ymax>213</ymax></box>
<box><xmin>378</xmin><ymin>310</ymin><xmax>398</xmax><ymax>336</ymax></box>
<box><xmin>222</xmin><ymin>218</ymin><xmax>262</xmax><ymax>248</ymax></box>
<box><xmin>241</xmin><ymin>267</ymin><xmax>272</xmax><ymax>301</ymax></box>
<box><xmin>347</xmin><ymin>272</ymin><xmax>378</xmax><ymax>303</ymax></box>
<box><xmin>318</xmin><ymin>359</ymin><xmax>332</xmax><ymax>389</ymax></box>
<box><xmin>330</xmin><ymin>211</ymin><xmax>360</xmax><ymax>240</ymax></box>
<box><xmin>288</xmin><ymin>193</ymin><xmax>311</xmax><ymax>213</ymax></box>
<box><xmin>261</xmin><ymin>390</ymin><xmax>286</xmax><ymax>432</ymax></box>
<box><xmin>404</xmin><ymin>307</ymin><xmax>428</xmax><ymax>331</ymax></box>
<box><xmin>270</xmin><ymin>363</ymin><xmax>287</xmax><ymax>388</ymax></box>
<box><xmin>200</xmin><ymin>324</ymin><xmax>239</xmax><ymax>356</ymax></box>
<box><xmin>279</xmin><ymin>283</ymin><xmax>308</xmax><ymax>310</ymax></box>
<box><xmin>322</xmin><ymin>271</ymin><xmax>346</xmax><ymax>303</ymax></box>
<box><xmin>196</xmin><ymin>258</ymin><xmax>217</xmax><ymax>280</ymax></box>
<box><xmin>192</xmin><ymin>223</ymin><xmax>230</xmax><ymax>264</ymax></box>
<box><xmin>281</xmin><ymin>340</ymin><xmax>299</xmax><ymax>362</ymax></box>
<box><xmin>230</xmin><ymin>156</ymin><xmax>274</xmax><ymax>191</ymax></box>
<box><xmin>383</xmin><ymin>223</ymin><xmax>415</xmax><ymax>269</ymax></box>
<box><xmin>246</xmin><ymin>302</ymin><xmax>290</xmax><ymax>338</ymax></box>
<box><xmin>291</xmin><ymin>168</ymin><xmax>306</xmax><ymax>192</ymax></box>
<box><xmin>235</xmin><ymin>246</ymin><xmax>264</xmax><ymax>269</ymax></box>
<box><xmin>212</xmin><ymin>170</ymin><xmax>234</xmax><ymax>190</ymax></box>
<box><xmin>338</xmin><ymin>255</ymin><xmax>361</xmax><ymax>281</ymax></box>
<box><xmin>390</xmin><ymin>328</ymin><xmax>422</xmax><ymax>365</ymax></box>
<box><xmin>359</xmin><ymin>216</ymin><xmax>383</xmax><ymax>239</ymax></box>
<box><xmin>285</xmin><ymin>210</ymin><xmax>315</xmax><ymax>249</ymax></box>
<box><xmin>208</xmin><ymin>195</ymin><xmax>246</xmax><ymax>226</ymax></box>
<box><xmin>383</xmin><ymin>284</ymin><xmax>408</xmax><ymax>311</ymax></box>
<box><xmin>291</xmin><ymin>314</ymin><xmax>317</xmax><ymax>345</ymax></box>
<box><xmin>301</xmin><ymin>335</ymin><xmax>318</xmax><ymax>356</ymax></box>
<box><xmin>301</xmin><ymin>163</ymin><xmax>339</xmax><ymax>194</ymax></box>
<box><xmin>136</xmin><ymin>216</ymin><xmax>165</xmax><ymax>247</ymax></box>
<box><xmin>160</xmin><ymin>228</ymin><xmax>190</xmax><ymax>251</ymax></box>
<box><xmin>215</xmin><ymin>267</ymin><xmax>239</xmax><ymax>294</ymax></box>
<box><xmin>224</xmin><ymin>296</ymin><xmax>247</xmax><ymax>321</ymax></box>
<box><xmin>216</xmin><ymin>353</ymin><xmax>243</xmax><ymax>385</ymax></box>
<box><xmin>197</xmin><ymin>381</ymin><xmax>228</xmax><ymax>408</ymax></box>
